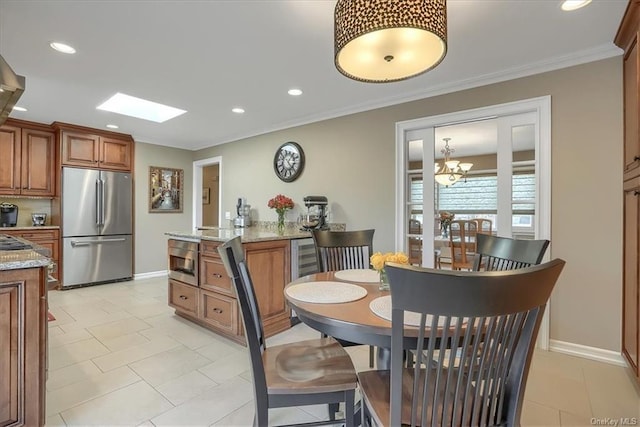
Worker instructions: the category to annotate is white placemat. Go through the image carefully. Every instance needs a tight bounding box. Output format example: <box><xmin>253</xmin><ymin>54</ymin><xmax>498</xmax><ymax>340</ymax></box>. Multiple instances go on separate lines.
<box><xmin>369</xmin><ymin>296</ymin><xmax>459</xmax><ymax>327</ymax></box>
<box><xmin>334</xmin><ymin>269</ymin><xmax>379</xmax><ymax>283</ymax></box>
<box><xmin>286</xmin><ymin>281</ymin><xmax>368</xmax><ymax>304</ymax></box>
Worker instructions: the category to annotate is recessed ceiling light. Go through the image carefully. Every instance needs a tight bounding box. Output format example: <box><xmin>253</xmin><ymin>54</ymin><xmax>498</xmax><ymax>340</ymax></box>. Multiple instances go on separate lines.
<box><xmin>560</xmin><ymin>0</ymin><xmax>592</xmax><ymax>11</ymax></box>
<box><xmin>288</xmin><ymin>89</ymin><xmax>303</xmax><ymax>96</ymax></box>
<box><xmin>50</xmin><ymin>42</ymin><xmax>76</xmax><ymax>54</ymax></box>
<box><xmin>106</xmin><ymin>124</ymin><xmax>119</xmax><ymax>129</ymax></box>
<box><xmin>97</xmin><ymin>92</ymin><xmax>187</xmax><ymax>123</ymax></box>
<box><xmin>12</xmin><ymin>106</ymin><xmax>27</xmax><ymax>112</ymax></box>
<box><xmin>232</xmin><ymin>107</ymin><xmax>245</xmax><ymax>114</ymax></box>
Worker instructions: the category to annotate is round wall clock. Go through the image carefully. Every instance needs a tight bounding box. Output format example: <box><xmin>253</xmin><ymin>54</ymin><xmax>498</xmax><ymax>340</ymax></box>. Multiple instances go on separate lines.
<box><xmin>273</xmin><ymin>141</ymin><xmax>305</xmax><ymax>182</ymax></box>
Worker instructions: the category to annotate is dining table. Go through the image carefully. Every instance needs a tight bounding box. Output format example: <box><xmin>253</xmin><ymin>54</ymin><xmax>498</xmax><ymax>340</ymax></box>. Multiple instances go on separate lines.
<box><xmin>284</xmin><ymin>269</ymin><xmax>449</xmax><ymax>369</ymax></box>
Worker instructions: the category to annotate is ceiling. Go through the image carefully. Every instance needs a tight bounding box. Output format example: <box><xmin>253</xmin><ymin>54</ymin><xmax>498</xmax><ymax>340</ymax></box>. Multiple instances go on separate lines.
<box><xmin>0</xmin><ymin>0</ymin><xmax>627</xmax><ymax>151</ymax></box>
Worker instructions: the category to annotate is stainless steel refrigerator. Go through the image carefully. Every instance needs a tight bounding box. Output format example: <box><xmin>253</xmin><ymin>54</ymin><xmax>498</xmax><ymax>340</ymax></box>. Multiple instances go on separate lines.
<box><xmin>61</xmin><ymin>167</ymin><xmax>133</xmax><ymax>288</ymax></box>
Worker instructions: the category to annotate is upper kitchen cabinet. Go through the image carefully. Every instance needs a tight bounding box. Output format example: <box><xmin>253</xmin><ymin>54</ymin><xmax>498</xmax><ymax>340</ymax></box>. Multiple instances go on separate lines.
<box><xmin>616</xmin><ymin>0</ymin><xmax>640</xmax><ymax>180</ymax></box>
<box><xmin>0</xmin><ymin>119</ymin><xmax>56</xmax><ymax>197</ymax></box>
<box><xmin>53</xmin><ymin>122</ymin><xmax>133</xmax><ymax>172</ymax></box>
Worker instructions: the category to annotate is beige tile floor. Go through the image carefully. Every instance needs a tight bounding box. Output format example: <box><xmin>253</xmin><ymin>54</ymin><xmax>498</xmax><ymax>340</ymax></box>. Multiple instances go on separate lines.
<box><xmin>45</xmin><ymin>276</ymin><xmax>640</xmax><ymax>426</ymax></box>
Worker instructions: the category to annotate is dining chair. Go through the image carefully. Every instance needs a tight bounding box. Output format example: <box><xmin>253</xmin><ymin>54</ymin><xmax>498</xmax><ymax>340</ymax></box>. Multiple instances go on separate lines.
<box><xmin>358</xmin><ymin>259</ymin><xmax>566</xmax><ymax>427</ymax></box>
<box><xmin>473</xmin><ymin>233</ymin><xmax>550</xmax><ymax>271</ymax></box>
<box><xmin>218</xmin><ymin>236</ymin><xmax>357</xmax><ymax>427</ymax></box>
<box><xmin>473</xmin><ymin>218</ymin><xmax>493</xmax><ymax>235</ymax></box>
<box><xmin>448</xmin><ymin>220</ymin><xmax>478</xmax><ymax>270</ymax></box>
<box><xmin>312</xmin><ymin>229</ymin><xmax>377</xmax><ymax>367</ymax></box>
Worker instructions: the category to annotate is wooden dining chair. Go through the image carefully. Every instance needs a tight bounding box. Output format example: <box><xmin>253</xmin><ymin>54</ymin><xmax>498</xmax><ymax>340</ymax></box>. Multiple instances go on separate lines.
<box><xmin>312</xmin><ymin>229</ymin><xmax>377</xmax><ymax>367</ymax></box>
<box><xmin>358</xmin><ymin>259</ymin><xmax>566</xmax><ymax>427</ymax></box>
<box><xmin>473</xmin><ymin>218</ymin><xmax>493</xmax><ymax>235</ymax></box>
<box><xmin>448</xmin><ymin>220</ymin><xmax>478</xmax><ymax>270</ymax></box>
<box><xmin>473</xmin><ymin>233</ymin><xmax>550</xmax><ymax>271</ymax></box>
<box><xmin>218</xmin><ymin>236</ymin><xmax>357</xmax><ymax>427</ymax></box>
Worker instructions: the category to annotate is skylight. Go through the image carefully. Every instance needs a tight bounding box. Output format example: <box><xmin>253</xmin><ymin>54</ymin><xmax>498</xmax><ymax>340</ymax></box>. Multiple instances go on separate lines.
<box><xmin>96</xmin><ymin>93</ymin><xmax>186</xmax><ymax>123</ymax></box>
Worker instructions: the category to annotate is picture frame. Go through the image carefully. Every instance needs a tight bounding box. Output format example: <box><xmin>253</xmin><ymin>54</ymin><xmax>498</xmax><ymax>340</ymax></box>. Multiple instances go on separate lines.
<box><xmin>202</xmin><ymin>187</ymin><xmax>210</xmax><ymax>205</ymax></box>
<box><xmin>149</xmin><ymin>166</ymin><xmax>184</xmax><ymax>213</ymax></box>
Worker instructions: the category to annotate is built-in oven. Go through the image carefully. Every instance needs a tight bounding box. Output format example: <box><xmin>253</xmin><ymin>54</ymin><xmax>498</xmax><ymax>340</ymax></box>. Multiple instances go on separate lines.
<box><xmin>168</xmin><ymin>239</ymin><xmax>199</xmax><ymax>286</ymax></box>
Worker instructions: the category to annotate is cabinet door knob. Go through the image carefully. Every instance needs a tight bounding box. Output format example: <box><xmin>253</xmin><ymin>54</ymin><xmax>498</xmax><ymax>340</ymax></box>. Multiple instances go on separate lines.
<box><xmin>213</xmin><ymin>273</ymin><xmax>223</xmax><ymax>279</ymax></box>
<box><xmin>179</xmin><ymin>295</ymin><xmax>188</xmax><ymax>300</ymax></box>
<box><xmin>634</xmin><ymin>191</ymin><xmax>640</xmax><ymax>196</ymax></box>
<box><xmin>213</xmin><ymin>308</ymin><xmax>223</xmax><ymax>314</ymax></box>
<box><xmin>635</xmin><ymin>156</ymin><xmax>640</xmax><ymax>161</ymax></box>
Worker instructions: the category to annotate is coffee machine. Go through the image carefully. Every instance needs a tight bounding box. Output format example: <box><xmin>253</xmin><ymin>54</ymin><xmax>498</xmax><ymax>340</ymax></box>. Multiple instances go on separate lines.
<box><xmin>233</xmin><ymin>197</ymin><xmax>252</xmax><ymax>228</ymax></box>
<box><xmin>0</xmin><ymin>203</ymin><xmax>18</xmax><ymax>227</ymax></box>
<box><xmin>300</xmin><ymin>196</ymin><xmax>328</xmax><ymax>231</ymax></box>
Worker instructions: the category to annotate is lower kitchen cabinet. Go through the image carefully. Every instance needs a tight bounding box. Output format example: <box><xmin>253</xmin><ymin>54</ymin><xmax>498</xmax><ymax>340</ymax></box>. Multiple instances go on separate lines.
<box><xmin>167</xmin><ymin>238</ymin><xmax>291</xmax><ymax>345</ymax></box>
<box><xmin>3</xmin><ymin>228</ymin><xmax>60</xmax><ymax>281</ymax></box>
<box><xmin>623</xmin><ymin>176</ymin><xmax>640</xmax><ymax>376</ymax></box>
<box><xmin>0</xmin><ymin>266</ymin><xmax>48</xmax><ymax>427</ymax></box>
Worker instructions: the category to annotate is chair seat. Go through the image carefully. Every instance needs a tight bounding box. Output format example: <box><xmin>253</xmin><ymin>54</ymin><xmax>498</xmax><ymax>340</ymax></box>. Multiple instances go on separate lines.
<box><xmin>264</xmin><ymin>337</ymin><xmax>358</xmax><ymax>395</ymax></box>
<box><xmin>358</xmin><ymin>367</ymin><xmax>475</xmax><ymax>427</ymax></box>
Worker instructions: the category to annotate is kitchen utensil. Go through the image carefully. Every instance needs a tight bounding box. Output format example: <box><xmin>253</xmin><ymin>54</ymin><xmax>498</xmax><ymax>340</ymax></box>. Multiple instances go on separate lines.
<box><xmin>0</xmin><ymin>203</ymin><xmax>18</xmax><ymax>227</ymax></box>
<box><xmin>31</xmin><ymin>213</ymin><xmax>47</xmax><ymax>226</ymax></box>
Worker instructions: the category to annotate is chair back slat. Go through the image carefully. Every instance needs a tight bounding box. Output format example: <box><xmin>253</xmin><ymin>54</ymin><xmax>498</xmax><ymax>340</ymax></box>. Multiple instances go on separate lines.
<box><xmin>385</xmin><ymin>259</ymin><xmax>565</xmax><ymax>426</ymax></box>
<box><xmin>449</xmin><ymin>220</ymin><xmax>478</xmax><ymax>270</ymax></box>
<box><xmin>473</xmin><ymin>233</ymin><xmax>550</xmax><ymax>272</ymax></box>
<box><xmin>312</xmin><ymin>229</ymin><xmax>374</xmax><ymax>272</ymax></box>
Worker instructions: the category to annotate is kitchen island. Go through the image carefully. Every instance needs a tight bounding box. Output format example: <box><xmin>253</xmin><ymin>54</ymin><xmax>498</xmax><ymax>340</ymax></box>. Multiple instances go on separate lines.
<box><xmin>165</xmin><ymin>225</ymin><xmax>338</xmax><ymax>344</ymax></box>
<box><xmin>0</xmin><ymin>238</ymin><xmax>52</xmax><ymax>427</ymax></box>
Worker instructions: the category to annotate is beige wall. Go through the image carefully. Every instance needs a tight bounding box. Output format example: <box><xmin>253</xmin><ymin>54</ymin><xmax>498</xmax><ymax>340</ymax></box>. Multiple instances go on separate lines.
<box><xmin>193</xmin><ymin>57</ymin><xmax>623</xmax><ymax>352</ymax></box>
<box><xmin>134</xmin><ymin>142</ymin><xmax>194</xmax><ymax>275</ymax></box>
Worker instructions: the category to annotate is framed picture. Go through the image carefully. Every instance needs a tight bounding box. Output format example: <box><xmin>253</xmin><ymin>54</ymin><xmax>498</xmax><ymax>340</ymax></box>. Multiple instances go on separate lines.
<box><xmin>149</xmin><ymin>166</ymin><xmax>184</xmax><ymax>213</ymax></box>
<box><xmin>202</xmin><ymin>187</ymin><xmax>210</xmax><ymax>204</ymax></box>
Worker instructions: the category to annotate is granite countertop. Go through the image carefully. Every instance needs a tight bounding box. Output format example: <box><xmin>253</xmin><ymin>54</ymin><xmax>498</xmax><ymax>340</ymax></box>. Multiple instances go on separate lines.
<box><xmin>0</xmin><ymin>225</ymin><xmax>60</xmax><ymax>231</ymax></box>
<box><xmin>166</xmin><ymin>226</ymin><xmax>314</xmax><ymax>243</ymax></box>
<box><xmin>0</xmin><ymin>235</ymin><xmax>53</xmax><ymax>271</ymax></box>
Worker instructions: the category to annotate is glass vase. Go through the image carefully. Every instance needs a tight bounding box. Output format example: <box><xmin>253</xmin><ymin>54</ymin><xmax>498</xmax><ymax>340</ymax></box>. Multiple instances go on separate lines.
<box><xmin>277</xmin><ymin>212</ymin><xmax>285</xmax><ymax>234</ymax></box>
<box><xmin>379</xmin><ymin>268</ymin><xmax>389</xmax><ymax>291</ymax></box>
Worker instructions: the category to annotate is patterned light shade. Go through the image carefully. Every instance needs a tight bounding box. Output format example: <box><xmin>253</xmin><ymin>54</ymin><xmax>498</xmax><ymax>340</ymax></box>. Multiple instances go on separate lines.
<box><xmin>334</xmin><ymin>0</ymin><xmax>447</xmax><ymax>83</ymax></box>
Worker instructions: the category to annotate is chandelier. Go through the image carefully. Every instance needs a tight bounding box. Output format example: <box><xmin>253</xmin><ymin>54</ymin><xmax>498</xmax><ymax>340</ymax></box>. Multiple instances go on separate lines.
<box><xmin>434</xmin><ymin>138</ymin><xmax>472</xmax><ymax>186</ymax></box>
<box><xmin>333</xmin><ymin>0</ymin><xmax>448</xmax><ymax>83</ymax></box>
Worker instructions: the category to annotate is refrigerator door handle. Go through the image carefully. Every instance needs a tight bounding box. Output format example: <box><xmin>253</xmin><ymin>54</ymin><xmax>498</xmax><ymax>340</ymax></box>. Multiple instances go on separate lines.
<box><xmin>95</xmin><ymin>179</ymin><xmax>101</xmax><ymax>226</ymax></box>
<box><xmin>71</xmin><ymin>238</ymin><xmax>127</xmax><ymax>247</ymax></box>
<box><xmin>100</xmin><ymin>178</ymin><xmax>106</xmax><ymax>226</ymax></box>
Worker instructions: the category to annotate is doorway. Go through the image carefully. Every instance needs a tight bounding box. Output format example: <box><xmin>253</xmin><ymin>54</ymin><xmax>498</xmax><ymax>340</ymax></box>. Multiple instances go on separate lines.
<box><xmin>192</xmin><ymin>156</ymin><xmax>222</xmax><ymax>229</ymax></box>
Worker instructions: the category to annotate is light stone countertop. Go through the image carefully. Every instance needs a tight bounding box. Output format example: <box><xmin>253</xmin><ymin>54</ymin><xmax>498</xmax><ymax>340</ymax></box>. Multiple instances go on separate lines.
<box><xmin>0</xmin><ymin>234</ymin><xmax>53</xmax><ymax>271</ymax></box>
<box><xmin>165</xmin><ymin>226</ymin><xmax>314</xmax><ymax>243</ymax></box>
<box><xmin>0</xmin><ymin>225</ymin><xmax>60</xmax><ymax>231</ymax></box>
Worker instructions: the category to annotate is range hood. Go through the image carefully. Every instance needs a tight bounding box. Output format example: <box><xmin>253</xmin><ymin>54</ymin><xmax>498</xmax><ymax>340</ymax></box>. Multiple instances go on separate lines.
<box><xmin>0</xmin><ymin>54</ymin><xmax>25</xmax><ymax>126</ymax></box>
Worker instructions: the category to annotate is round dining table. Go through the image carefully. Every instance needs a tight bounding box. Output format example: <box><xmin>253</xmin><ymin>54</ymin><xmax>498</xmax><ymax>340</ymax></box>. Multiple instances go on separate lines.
<box><xmin>285</xmin><ymin>271</ymin><xmax>431</xmax><ymax>368</ymax></box>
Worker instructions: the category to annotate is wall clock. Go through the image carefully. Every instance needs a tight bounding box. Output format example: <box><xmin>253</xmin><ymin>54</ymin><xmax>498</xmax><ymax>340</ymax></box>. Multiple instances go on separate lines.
<box><xmin>273</xmin><ymin>141</ymin><xmax>305</xmax><ymax>182</ymax></box>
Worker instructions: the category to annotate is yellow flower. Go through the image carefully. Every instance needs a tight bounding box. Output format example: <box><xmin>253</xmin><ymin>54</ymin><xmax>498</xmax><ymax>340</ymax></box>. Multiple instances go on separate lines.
<box><xmin>370</xmin><ymin>251</ymin><xmax>409</xmax><ymax>271</ymax></box>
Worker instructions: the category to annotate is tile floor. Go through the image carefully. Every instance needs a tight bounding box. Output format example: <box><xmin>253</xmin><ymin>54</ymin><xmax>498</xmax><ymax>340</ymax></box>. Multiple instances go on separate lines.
<box><xmin>45</xmin><ymin>276</ymin><xmax>640</xmax><ymax>426</ymax></box>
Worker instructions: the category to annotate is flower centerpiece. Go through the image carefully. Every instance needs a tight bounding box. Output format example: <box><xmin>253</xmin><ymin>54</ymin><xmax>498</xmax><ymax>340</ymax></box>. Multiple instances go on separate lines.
<box><xmin>370</xmin><ymin>251</ymin><xmax>409</xmax><ymax>291</ymax></box>
<box><xmin>439</xmin><ymin>211</ymin><xmax>455</xmax><ymax>238</ymax></box>
<box><xmin>268</xmin><ymin>194</ymin><xmax>294</xmax><ymax>233</ymax></box>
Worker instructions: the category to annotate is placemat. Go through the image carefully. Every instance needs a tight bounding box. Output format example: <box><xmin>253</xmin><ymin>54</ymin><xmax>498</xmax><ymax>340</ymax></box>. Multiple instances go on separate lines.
<box><xmin>286</xmin><ymin>281</ymin><xmax>367</xmax><ymax>304</ymax></box>
<box><xmin>334</xmin><ymin>269</ymin><xmax>379</xmax><ymax>283</ymax></box>
<box><xmin>369</xmin><ymin>296</ymin><xmax>460</xmax><ymax>327</ymax></box>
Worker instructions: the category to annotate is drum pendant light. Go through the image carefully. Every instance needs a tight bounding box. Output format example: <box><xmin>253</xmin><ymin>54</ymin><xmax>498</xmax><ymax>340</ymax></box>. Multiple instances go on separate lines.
<box><xmin>334</xmin><ymin>0</ymin><xmax>447</xmax><ymax>83</ymax></box>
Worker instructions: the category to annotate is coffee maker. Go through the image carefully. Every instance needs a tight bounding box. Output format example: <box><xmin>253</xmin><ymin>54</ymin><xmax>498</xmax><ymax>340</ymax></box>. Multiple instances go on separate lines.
<box><xmin>233</xmin><ymin>197</ymin><xmax>252</xmax><ymax>228</ymax></box>
<box><xmin>0</xmin><ymin>203</ymin><xmax>18</xmax><ymax>227</ymax></box>
<box><xmin>300</xmin><ymin>196</ymin><xmax>328</xmax><ymax>231</ymax></box>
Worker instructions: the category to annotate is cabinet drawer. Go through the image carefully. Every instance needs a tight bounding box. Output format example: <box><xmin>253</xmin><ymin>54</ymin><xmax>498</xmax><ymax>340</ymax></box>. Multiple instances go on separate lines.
<box><xmin>168</xmin><ymin>279</ymin><xmax>198</xmax><ymax>316</ymax></box>
<box><xmin>200</xmin><ymin>256</ymin><xmax>233</xmax><ymax>295</ymax></box>
<box><xmin>16</xmin><ymin>230</ymin><xmax>58</xmax><ymax>241</ymax></box>
<box><xmin>201</xmin><ymin>240</ymin><xmax>221</xmax><ymax>257</ymax></box>
<box><xmin>200</xmin><ymin>290</ymin><xmax>238</xmax><ymax>334</ymax></box>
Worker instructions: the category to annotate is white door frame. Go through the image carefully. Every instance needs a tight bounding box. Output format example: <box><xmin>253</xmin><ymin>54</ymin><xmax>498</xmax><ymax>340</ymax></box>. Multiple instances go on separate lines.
<box><xmin>395</xmin><ymin>96</ymin><xmax>552</xmax><ymax>349</ymax></box>
<box><xmin>193</xmin><ymin>156</ymin><xmax>222</xmax><ymax>229</ymax></box>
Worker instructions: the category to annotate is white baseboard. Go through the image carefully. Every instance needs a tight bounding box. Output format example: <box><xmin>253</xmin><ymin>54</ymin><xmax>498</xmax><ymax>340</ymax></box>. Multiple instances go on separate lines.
<box><xmin>549</xmin><ymin>339</ymin><xmax>627</xmax><ymax>367</ymax></box>
<box><xmin>133</xmin><ymin>270</ymin><xmax>168</xmax><ymax>280</ymax></box>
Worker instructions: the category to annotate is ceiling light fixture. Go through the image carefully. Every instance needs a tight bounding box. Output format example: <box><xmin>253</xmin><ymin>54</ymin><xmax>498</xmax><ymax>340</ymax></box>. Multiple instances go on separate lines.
<box><xmin>50</xmin><ymin>42</ymin><xmax>76</xmax><ymax>54</ymax></box>
<box><xmin>97</xmin><ymin>92</ymin><xmax>186</xmax><ymax>123</ymax></box>
<box><xmin>560</xmin><ymin>0</ymin><xmax>592</xmax><ymax>11</ymax></box>
<box><xmin>434</xmin><ymin>138</ymin><xmax>472</xmax><ymax>186</ymax></box>
<box><xmin>106</xmin><ymin>124</ymin><xmax>119</xmax><ymax>129</ymax></box>
<box><xmin>12</xmin><ymin>106</ymin><xmax>27</xmax><ymax>112</ymax></box>
<box><xmin>232</xmin><ymin>107</ymin><xmax>245</xmax><ymax>114</ymax></box>
<box><xmin>288</xmin><ymin>89</ymin><xmax>303</xmax><ymax>96</ymax></box>
<box><xmin>334</xmin><ymin>0</ymin><xmax>447</xmax><ymax>83</ymax></box>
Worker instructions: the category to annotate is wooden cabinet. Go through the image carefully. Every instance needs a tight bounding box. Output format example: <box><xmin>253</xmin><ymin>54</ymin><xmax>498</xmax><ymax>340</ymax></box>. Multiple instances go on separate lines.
<box><xmin>168</xmin><ymin>238</ymin><xmax>291</xmax><ymax>345</ymax></box>
<box><xmin>616</xmin><ymin>1</ymin><xmax>640</xmax><ymax>383</ymax></box>
<box><xmin>0</xmin><ymin>266</ymin><xmax>48</xmax><ymax>426</ymax></box>
<box><xmin>0</xmin><ymin>120</ymin><xmax>56</xmax><ymax>196</ymax></box>
<box><xmin>3</xmin><ymin>229</ymin><xmax>60</xmax><ymax>280</ymax></box>
<box><xmin>54</xmin><ymin>123</ymin><xmax>133</xmax><ymax>171</ymax></box>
